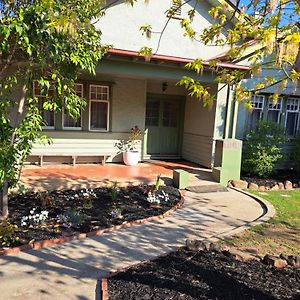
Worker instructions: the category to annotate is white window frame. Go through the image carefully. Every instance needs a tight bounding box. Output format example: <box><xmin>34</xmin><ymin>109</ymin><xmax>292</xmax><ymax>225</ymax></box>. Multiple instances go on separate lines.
<box><xmin>285</xmin><ymin>98</ymin><xmax>300</xmax><ymax>136</ymax></box>
<box><xmin>88</xmin><ymin>84</ymin><xmax>110</xmax><ymax>132</ymax></box>
<box><xmin>267</xmin><ymin>97</ymin><xmax>283</xmax><ymax>124</ymax></box>
<box><xmin>62</xmin><ymin>83</ymin><xmax>83</xmax><ymax>131</ymax></box>
<box><xmin>33</xmin><ymin>81</ymin><xmax>55</xmax><ymax>130</ymax></box>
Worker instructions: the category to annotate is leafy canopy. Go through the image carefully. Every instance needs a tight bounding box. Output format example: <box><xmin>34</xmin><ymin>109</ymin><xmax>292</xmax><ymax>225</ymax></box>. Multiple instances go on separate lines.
<box><xmin>0</xmin><ymin>0</ymin><xmax>108</xmax><ymax>188</ymax></box>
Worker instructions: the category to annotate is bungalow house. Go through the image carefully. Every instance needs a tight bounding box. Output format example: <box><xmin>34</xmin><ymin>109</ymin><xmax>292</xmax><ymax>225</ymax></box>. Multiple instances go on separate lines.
<box><xmin>27</xmin><ymin>0</ymin><xmax>247</xmax><ymax>179</ymax></box>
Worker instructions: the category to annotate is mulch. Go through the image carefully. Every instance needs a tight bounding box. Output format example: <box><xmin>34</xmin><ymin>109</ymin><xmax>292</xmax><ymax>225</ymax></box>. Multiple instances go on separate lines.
<box><xmin>107</xmin><ymin>249</ymin><xmax>300</xmax><ymax>300</ymax></box>
<box><xmin>4</xmin><ymin>185</ymin><xmax>181</xmax><ymax>248</ymax></box>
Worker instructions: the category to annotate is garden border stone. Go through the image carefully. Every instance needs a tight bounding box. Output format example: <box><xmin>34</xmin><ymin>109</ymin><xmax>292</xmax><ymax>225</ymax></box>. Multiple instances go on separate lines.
<box><xmin>0</xmin><ymin>191</ymin><xmax>185</xmax><ymax>256</ymax></box>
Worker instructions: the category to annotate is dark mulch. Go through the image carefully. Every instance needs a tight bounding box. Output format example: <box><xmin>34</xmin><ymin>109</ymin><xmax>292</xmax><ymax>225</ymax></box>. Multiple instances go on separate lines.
<box><xmin>5</xmin><ymin>185</ymin><xmax>180</xmax><ymax>248</ymax></box>
<box><xmin>107</xmin><ymin>249</ymin><xmax>300</xmax><ymax>300</ymax></box>
<box><xmin>242</xmin><ymin>169</ymin><xmax>300</xmax><ymax>187</ymax></box>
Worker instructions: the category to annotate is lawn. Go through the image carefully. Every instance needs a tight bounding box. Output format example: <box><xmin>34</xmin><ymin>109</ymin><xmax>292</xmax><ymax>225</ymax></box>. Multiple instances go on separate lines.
<box><xmin>224</xmin><ymin>190</ymin><xmax>300</xmax><ymax>256</ymax></box>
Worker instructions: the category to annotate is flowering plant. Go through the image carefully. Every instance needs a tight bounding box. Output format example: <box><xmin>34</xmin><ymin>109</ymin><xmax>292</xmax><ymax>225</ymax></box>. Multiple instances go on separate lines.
<box><xmin>115</xmin><ymin>125</ymin><xmax>141</xmax><ymax>152</ymax></box>
<box><xmin>21</xmin><ymin>208</ymin><xmax>49</xmax><ymax>227</ymax></box>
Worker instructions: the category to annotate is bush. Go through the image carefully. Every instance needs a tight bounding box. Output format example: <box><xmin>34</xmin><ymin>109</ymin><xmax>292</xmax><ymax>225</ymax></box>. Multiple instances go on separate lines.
<box><xmin>291</xmin><ymin>134</ymin><xmax>300</xmax><ymax>172</ymax></box>
<box><xmin>0</xmin><ymin>221</ymin><xmax>19</xmax><ymax>247</ymax></box>
<box><xmin>242</xmin><ymin>121</ymin><xmax>286</xmax><ymax>178</ymax></box>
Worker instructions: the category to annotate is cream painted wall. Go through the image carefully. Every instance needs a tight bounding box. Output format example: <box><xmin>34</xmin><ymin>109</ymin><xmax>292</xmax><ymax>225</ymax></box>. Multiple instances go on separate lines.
<box><xmin>96</xmin><ymin>0</ymin><xmax>230</xmax><ymax>60</ymax></box>
<box><xmin>182</xmin><ymin>93</ymin><xmax>216</xmax><ymax>167</ymax></box>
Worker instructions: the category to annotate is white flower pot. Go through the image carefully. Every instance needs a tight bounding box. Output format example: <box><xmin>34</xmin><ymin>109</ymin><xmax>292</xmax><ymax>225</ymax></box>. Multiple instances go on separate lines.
<box><xmin>123</xmin><ymin>151</ymin><xmax>139</xmax><ymax>166</ymax></box>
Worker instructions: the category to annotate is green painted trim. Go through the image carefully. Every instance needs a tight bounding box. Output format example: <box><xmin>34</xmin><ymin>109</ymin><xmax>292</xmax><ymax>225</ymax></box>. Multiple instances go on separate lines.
<box><xmin>231</xmin><ymin>97</ymin><xmax>239</xmax><ymax>139</ymax></box>
<box><xmin>224</xmin><ymin>85</ymin><xmax>231</xmax><ymax>139</ymax></box>
<box><xmin>97</xmin><ymin>59</ymin><xmax>215</xmax><ymax>83</ymax></box>
<box><xmin>145</xmin><ymin>93</ymin><xmax>186</xmax><ymax>157</ymax></box>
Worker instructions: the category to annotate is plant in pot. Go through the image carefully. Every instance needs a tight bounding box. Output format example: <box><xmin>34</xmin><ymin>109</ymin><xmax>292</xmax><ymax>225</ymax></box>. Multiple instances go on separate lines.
<box><xmin>115</xmin><ymin>126</ymin><xmax>141</xmax><ymax>166</ymax></box>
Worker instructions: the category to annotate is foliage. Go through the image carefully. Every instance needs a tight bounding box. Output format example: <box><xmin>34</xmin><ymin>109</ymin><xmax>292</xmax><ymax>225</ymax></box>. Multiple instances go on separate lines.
<box><xmin>0</xmin><ymin>0</ymin><xmax>112</xmax><ymax>217</ymax></box>
<box><xmin>115</xmin><ymin>126</ymin><xmax>141</xmax><ymax>152</ymax></box>
<box><xmin>0</xmin><ymin>220</ymin><xmax>19</xmax><ymax>247</ymax></box>
<box><xmin>83</xmin><ymin>199</ymin><xmax>94</xmax><ymax>210</ymax></box>
<box><xmin>291</xmin><ymin>133</ymin><xmax>300</xmax><ymax>171</ymax></box>
<box><xmin>155</xmin><ymin>174</ymin><xmax>161</xmax><ymax>191</ymax></box>
<box><xmin>242</xmin><ymin>121</ymin><xmax>286</xmax><ymax>177</ymax></box>
<box><xmin>20</xmin><ymin>208</ymin><xmax>49</xmax><ymax>227</ymax></box>
<box><xmin>56</xmin><ymin>209</ymin><xmax>85</xmax><ymax>228</ymax></box>
<box><xmin>139</xmin><ymin>1</ymin><xmax>300</xmax><ymax>106</ymax></box>
<box><xmin>110</xmin><ymin>182</ymin><xmax>119</xmax><ymax>202</ymax></box>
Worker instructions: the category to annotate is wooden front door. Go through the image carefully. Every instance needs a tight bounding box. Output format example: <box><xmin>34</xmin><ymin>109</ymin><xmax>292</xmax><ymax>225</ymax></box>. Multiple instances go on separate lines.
<box><xmin>145</xmin><ymin>96</ymin><xmax>182</xmax><ymax>155</ymax></box>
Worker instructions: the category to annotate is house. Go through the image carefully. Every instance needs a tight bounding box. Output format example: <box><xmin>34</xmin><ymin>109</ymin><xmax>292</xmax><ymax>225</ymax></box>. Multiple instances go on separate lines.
<box><xmin>27</xmin><ymin>0</ymin><xmax>247</xmax><ymax>180</ymax></box>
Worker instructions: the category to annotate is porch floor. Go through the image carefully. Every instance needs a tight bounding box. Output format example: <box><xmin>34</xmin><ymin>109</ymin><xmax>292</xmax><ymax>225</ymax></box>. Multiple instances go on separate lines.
<box><xmin>20</xmin><ymin>160</ymin><xmax>216</xmax><ymax>192</ymax></box>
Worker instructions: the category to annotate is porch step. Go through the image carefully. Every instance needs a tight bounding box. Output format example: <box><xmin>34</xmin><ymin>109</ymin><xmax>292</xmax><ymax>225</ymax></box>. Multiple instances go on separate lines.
<box><xmin>186</xmin><ymin>184</ymin><xmax>228</xmax><ymax>193</ymax></box>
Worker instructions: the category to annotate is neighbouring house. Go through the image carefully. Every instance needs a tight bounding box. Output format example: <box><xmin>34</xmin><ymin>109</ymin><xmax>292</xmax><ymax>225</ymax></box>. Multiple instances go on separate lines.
<box><xmin>26</xmin><ymin>0</ymin><xmax>247</xmax><ymax>176</ymax></box>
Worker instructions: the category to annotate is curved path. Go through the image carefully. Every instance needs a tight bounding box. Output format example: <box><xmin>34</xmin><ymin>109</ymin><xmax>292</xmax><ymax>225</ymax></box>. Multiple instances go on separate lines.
<box><xmin>0</xmin><ymin>189</ymin><xmax>271</xmax><ymax>300</ymax></box>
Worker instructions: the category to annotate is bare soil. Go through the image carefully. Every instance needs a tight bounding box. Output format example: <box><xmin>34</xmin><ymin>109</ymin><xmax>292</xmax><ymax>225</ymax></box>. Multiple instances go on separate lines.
<box><xmin>107</xmin><ymin>248</ymin><xmax>300</xmax><ymax>300</ymax></box>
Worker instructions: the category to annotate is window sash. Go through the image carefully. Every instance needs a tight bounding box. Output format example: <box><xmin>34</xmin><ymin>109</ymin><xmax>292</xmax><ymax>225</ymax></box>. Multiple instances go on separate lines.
<box><xmin>251</xmin><ymin>95</ymin><xmax>264</xmax><ymax>110</ymax></box>
<box><xmin>89</xmin><ymin>84</ymin><xmax>110</xmax><ymax>131</ymax></box>
<box><xmin>33</xmin><ymin>81</ymin><xmax>55</xmax><ymax>129</ymax></box>
<box><xmin>63</xmin><ymin>83</ymin><xmax>83</xmax><ymax>130</ymax></box>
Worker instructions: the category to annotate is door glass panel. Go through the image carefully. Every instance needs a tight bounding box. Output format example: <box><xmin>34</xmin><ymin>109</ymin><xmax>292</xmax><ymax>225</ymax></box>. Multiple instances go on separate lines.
<box><xmin>146</xmin><ymin>101</ymin><xmax>159</xmax><ymax>126</ymax></box>
<box><xmin>163</xmin><ymin>101</ymin><xmax>178</xmax><ymax>127</ymax></box>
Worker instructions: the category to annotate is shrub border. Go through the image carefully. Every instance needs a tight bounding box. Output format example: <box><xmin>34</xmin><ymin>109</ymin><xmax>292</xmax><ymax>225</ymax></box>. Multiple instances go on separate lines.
<box><xmin>0</xmin><ymin>191</ymin><xmax>185</xmax><ymax>256</ymax></box>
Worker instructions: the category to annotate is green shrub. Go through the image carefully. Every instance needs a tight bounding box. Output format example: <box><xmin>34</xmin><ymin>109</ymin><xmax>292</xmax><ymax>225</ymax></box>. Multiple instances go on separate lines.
<box><xmin>242</xmin><ymin>121</ymin><xmax>286</xmax><ymax>178</ymax></box>
<box><xmin>0</xmin><ymin>221</ymin><xmax>19</xmax><ymax>247</ymax></box>
<box><xmin>291</xmin><ymin>134</ymin><xmax>300</xmax><ymax>172</ymax></box>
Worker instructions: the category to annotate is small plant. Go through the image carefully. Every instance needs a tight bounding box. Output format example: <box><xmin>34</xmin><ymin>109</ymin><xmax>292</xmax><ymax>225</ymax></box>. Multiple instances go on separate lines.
<box><xmin>110</xmin><ymin>208</ymin><xmax>123</xmax><ymax>219</ymax></box>
<box><xmin>146</xmin><ymin>191</ymin><xmax>160</xmax><ymax>205</ymax></box>
<box><xmin>291</xmin><ymin>134</ymin><xmax>300</xmax><ymax>172</ymax></box>
<box><xmin>155</xmin><ymin>174</ymin><xmax>161</xmax><ymax>191</ymax></box>
<box><xmin>83</xmin><ymin>199</ymin><xmax>93</xmax><ymax>210</ymax></box>
<box><xmin>110</xmin><ymin>182</ymin><xmax>119</xmax><ymax>202</ymax></box>
<box><xmin>16</xmin><ymin>183</ymin><xmax>29</xmax><ymax>195</ymax></box>
<box><xmin>38</xmin><ymin>191</ymin><xmax>55</xmax><ymax>207</ymax></box>
<box><xmin>242</xmin><ymin>121</ymin><xmax>286</xmax><ymax>178</ymax></box>
<box><xmin>21</xmin><ymin>208</ymin><xmax>49</xmax><ymax>227</ymax></box>
<box><xmin>0</xmin><ymin>221</ymin><xmax>19</xmax><ymax>247</ymax></box>
<box><xmin>115</xmin><ymin>125</ymin><xmax>142</xmax><ymax>152</ymax></box>
<box><xmin>56</xmin><ymin>209</ymin><xmax>85</xmax><ymax>228</ymax></box>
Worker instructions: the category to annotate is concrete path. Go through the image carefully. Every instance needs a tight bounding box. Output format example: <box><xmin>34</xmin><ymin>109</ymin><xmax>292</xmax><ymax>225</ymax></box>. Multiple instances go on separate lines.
<box><xmin>0</xmin><ymin>189</ymin><xmax>267</xmax><ymax>300</ymax></box>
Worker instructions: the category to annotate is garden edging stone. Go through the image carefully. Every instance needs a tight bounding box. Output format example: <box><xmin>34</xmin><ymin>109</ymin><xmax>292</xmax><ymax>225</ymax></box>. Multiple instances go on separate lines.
<box><xmin>0</xmin><ymin>192</ymin><xmax>185</xmax><ymax>256</ymax></box>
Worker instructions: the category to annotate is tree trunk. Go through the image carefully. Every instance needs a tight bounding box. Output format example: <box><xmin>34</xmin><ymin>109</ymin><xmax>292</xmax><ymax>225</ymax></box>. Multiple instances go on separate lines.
<box><xmin>0</xmin><ymin>179</ymin><xmax>8</xmax><ymax>219</ymax></box>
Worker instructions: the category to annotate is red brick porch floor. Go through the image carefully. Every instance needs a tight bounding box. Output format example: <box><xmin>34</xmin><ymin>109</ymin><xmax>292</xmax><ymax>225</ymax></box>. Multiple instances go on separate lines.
<box><xmin>19</xmin><ymin>160</ymin><xmax>216</xmax><ymax>192</ymax></box>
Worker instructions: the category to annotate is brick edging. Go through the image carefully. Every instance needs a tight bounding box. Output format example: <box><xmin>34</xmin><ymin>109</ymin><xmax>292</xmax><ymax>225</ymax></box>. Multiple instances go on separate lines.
<box><xmin>0</xmin><ymin>193</ymin><xmax>185</xmax><ymax>256</ymax></box>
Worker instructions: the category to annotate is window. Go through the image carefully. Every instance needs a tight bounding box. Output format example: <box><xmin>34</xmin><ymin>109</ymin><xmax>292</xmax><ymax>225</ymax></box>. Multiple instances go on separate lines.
<box><xmin>267</xmin><ymin>97</ymin><xmax>282</xmax><ymax>124</ymax></box>
<box><xmin>63</xmin><ymin>83</ymin><xmax>83</xmax><ymax>130</ymax></box>
<box><xmin>145</xmin><ymin>101</ymin><xmax>159</xmax><ymax>126</ymax></box>
<box><xmin>169</xmin><ymin>0</ymin><xmax>182</xmax><ymax>18</ymax></box>
<box><xmin>285</xmin><ymin>98</ymin><xmax>300</xmax><ymax>136</ymax></box>
<box><xmin>89</xmin><ymin>85</ymin><xmax>109</xmax><ymax>131</ymax></box>
<box><xmin>248</xmin><ymin>95</ymin><xmax>264</xmax><ymax>131</ymax></box>
<box><xmin>33</xmin><ymin>81</ymin><xmax>55</xmax><ymax>129</ymax></box>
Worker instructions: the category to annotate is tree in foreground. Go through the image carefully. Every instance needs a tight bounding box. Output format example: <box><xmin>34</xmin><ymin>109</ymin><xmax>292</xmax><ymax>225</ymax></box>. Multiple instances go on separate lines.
<box><xmin>0</xmin><ymin>0</ymin><xmax>111</xmax><ymax>218</ymax></box>
<box><xmin>140</xmin><ymin>0</ymin><xmax>300</xmax><ymax>107</ymax></box>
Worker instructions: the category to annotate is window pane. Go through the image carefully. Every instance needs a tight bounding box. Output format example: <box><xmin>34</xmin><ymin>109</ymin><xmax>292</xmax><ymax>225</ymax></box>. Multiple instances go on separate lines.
<box><xmin>90</xmin><ymin>101</ymin><xmax>108</xmax><ymax>130</ymax></box>
<box><xmin>90</xmin><ymin>85</ymin><xmax>109</xmax><ymax>101</ymax></box>
<box><xmin>38</xmin><ymin>97</ymin><xmax>55</xmax><ymax>127</ymax></box>
<box><xmin>267</xmin><ymin>110</ymin><xmax>279</xmax><ymax>123</ymax></box>
<box><xmin>64</xmin><ymin>112</ymin><xmax>81</xmax><ymax>128</ymax></box>
<box><xmin>286</xmin><ymin>112</ymin><xmax>299</xmax><ymax>136</ymax></box>
<box><xmin>145</xmin><ymin>101</ymin><xmax>159</xmax><ymax>126</ymax></box>
<box><xmin>248</xmin><ymin>110</ymin><xmax>261</xmax><ymax>131</ymax></box>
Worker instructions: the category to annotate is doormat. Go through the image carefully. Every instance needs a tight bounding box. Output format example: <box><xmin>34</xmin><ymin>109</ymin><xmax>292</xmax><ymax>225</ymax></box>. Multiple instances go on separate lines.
<box><xmin>186</xmin><ymin>185</ymin><xmax>228</xmax><ymax>193</ymax></box>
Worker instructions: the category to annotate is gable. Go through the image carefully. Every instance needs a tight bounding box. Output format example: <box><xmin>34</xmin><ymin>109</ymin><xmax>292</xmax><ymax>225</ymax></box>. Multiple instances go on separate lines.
<box><xmin>96</xmin><ymin>0</ymin><xmax>233</xmax><ymax>60</ymax></box>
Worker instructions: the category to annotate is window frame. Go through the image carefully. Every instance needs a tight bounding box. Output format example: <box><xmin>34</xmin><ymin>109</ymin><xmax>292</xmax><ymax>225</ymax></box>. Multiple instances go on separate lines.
<box><xmin>33</xmin><ymin>81</ymin><xmax>55</xmax><ymax>130</ymax></box>
<box><xmin>88</xmin><ymin>84</ymin><xmax>110</xmax><ymax>132</ymax></box>
<box><xmin>247</xmin><ymin>95</ymin><xmax>265</xmax><ymax>131</ymax></box>
<box><xmin>285</xmin><ymin>98</ymin><xmax>300</xmax><ymax>136</ymax></box>
<box><xmin>62</xmin><ymin>83</ymin><xmax>84</xmax><ymax>131</ymax></box>
<box><xmin>267</xmin><ymin>97</ymin><xmax>283</xmax><ymax>124</ymax></box>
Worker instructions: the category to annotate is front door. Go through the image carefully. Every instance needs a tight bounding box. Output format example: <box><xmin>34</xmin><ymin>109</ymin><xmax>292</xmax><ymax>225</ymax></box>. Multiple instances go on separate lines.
<box><xmin>145</xmin><ymin>96</ymin><xmax>182</xmax><ymax>156</ymax></box>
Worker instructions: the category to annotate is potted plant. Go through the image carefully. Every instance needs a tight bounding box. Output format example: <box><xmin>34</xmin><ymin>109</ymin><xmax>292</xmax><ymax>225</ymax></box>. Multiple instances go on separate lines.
<box><xmin>115</xmin><ymin>126</ymin><xmax>141</xmax><ymax>166</ymax></box>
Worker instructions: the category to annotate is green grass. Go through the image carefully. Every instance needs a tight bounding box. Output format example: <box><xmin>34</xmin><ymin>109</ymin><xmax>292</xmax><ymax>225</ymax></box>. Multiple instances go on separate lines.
<box><xmin>251</xmin><ymin>190</ymin><xmax>300</xmax><ymax>228</ymax></box>
<box><xmin>224</xmin><ymin>190</ymin><xmax>300</xmax><ymax>256</ymax></box>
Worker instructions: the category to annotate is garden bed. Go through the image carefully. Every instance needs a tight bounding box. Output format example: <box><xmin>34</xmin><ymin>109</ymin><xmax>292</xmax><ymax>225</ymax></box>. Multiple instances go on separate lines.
<box><xmin>105</xmin><ymin>248</ymin><xmax>300</xmax><ymax>300</ymax></box>
<box><xmin>2</xmin><ymin>185</ymin><xmax>181</xmax><ymax>249</ymax></box>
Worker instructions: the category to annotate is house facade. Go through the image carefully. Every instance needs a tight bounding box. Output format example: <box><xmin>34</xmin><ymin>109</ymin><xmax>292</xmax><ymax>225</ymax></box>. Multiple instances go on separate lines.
<box><xmin>28</xmin><ymin>0</ymin><xmax>246</xmax><ymax>169</ymax></box>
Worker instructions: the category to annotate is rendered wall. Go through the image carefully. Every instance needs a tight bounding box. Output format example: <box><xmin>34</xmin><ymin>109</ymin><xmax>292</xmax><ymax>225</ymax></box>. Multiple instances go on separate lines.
<box><xmin>96</xmin><ymin>0</ymin><xmax>230</xmax><ymax>60</ymax></box>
